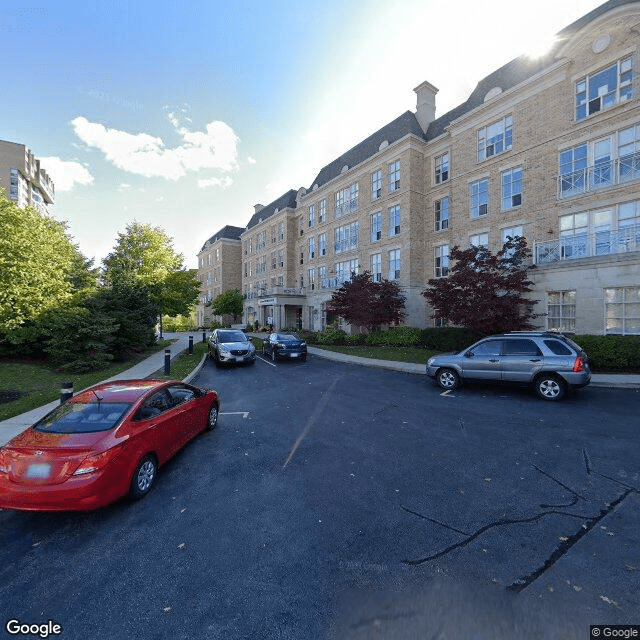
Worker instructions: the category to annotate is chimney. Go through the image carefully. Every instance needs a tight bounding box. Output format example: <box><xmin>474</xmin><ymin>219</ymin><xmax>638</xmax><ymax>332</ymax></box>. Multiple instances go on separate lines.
<box><xmin>254</xmin><ymin>204</ymin><xmax>264</xmax><ymax>214</ymax></box>
<box><xmin>414</xmin><ymin>81</ymin><xmax>439</xmax><ymax>133</ymax></box>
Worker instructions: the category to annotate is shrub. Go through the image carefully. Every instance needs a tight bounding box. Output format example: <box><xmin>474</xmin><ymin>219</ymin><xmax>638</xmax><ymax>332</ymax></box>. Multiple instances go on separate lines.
<box><xmin>571</xmin><ymin>335</ymin><xmax>640</xmax><ymax>372</ymax></box>
<box><xmin>316</xmin><ymin>324</ymin><xmax>349</xmax><ymax>345</ymax></box>
<box><xmin>345</xmin><ymin>332</ymin><xmax>367</xmax><ymax>346</ymax></box>
<box><xmin>419</xmin><ymin>327</ymin><xmax>486</xmax><ymax>352</ymax></box>
<box><xmin>365</xmin><ymin>326</ymin><xmax>421</xmax><ymax>347</ymax></box>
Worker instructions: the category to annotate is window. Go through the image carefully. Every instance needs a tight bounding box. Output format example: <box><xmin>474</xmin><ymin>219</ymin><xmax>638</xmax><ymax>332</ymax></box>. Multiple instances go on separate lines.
<box><xmin>478</xmin><ymin>116</ymin><xmax>512</xmax><ymax>161</ymax></box>
<box><xmin>271</xmin><ymin>251</ymin><xmax>276</xmax><ymax>270</ymax></box>
<box><xmin>502</xmin><ymin>167</ymin><xmax>522</xmax><ymax>209</ymax></box>
<box><xmin>309</xmin><ymin>237</ymin><xmax>315</xmax><ymax>260</ymax></box>
<box><xmin>371</xmin><ymin>170</ymin><xmax>382</xmax><ymax>200</ymax></box>
<box><xmin>336</xmin><ymin>259</ymin><xmax>359</xmax><ymax>284</ymax></box>
<box><xmin>308</xmin><ymin>268</ymin><xmax>316</xmax><ymax>290</ymax></box>
<box><xmin>576</xmin><ymin>56</ymin><xmax>633</xmax><ymax>121</ymax></box>
<box><xmin>278</xmin><ymin>223</ymin><xmax>285</xmax><ymax>241</ymax></box>
<box><xmin>299</xmin><ymin>216</ymin><xmax>305</xmax><ymax>236</ymax></box>
<box><xmin>502</xmin><ymin>226</ymin><xmax>523</xmax><ymax>243</ymax></box>
<box><xmin>559</xmin><ymin>144</ymin><xmax>588</xmax><ymax>196</ymax></box>
<box><xmin>371</xmin><ymin>212</ymin><xmax>382</xmax><ymax>242</ymax></box>
<box><xmin>547</xmin><ymin>290</ymin><xmax>576</xmax><ymax>332</ymax></box>
<box><xmin>257</xmin><ymin>231</ymin><xmax>267</xmax><ymax>251</ymax></box>
<box><xmin>334</xmin><ymin>222</ymin><xmax>359</xmax><ymax>254</ymax></box>
<box><xmin>309</xmin><ymin>204</ymin><xmax>315</xmax><ymax>228</ymax></box>
<box><xmin>435</xmin><ymin>197</ymin><xmax>449</xmax><ymax>231</ymax></box>
<box><xmin>319</xmin><ymin>199</ymin><xmax>326</xmax><ymax>223</ymax></box>
<box><xmin>319</xmin><ymin>233</ymin><xmax>327</xmax><ymax>256</ymax></box>
<box><xmin>388</xmin><ymin>205</ymin><xmax>400</xmax><ymax>237</ymax></box>
<box><xmin>470</xmin><ymin>233</ymin><xmax>488</xmax><ymax>248</ymax></box>
<box><xmin>388</xmin><ymin>249</ymin><xmax>400</xmax><ymax>280</ymax></box>
<box><xmin>388</xmin><ymin>161</ymin><xmax>400</xmax><ymax>192</ymax></box>
<box><xmin>470</xmin><ymin>179</ymin><xmax>489</xmax><ymax>218</ymax></box>
<box><xmin>277</xmin><ymin>249</ymin><xmax>284</xmax><ymax>268</ymax></box>
<box><xmin>435</xmin><ymin>245</ymin><xmax>449</xmax><ymax>278</ymax></box>
<box><xmin>435</xmin><ymin>153</ymin><xmax>449</xmax><ymax>184</ymax></box>
<box><xmin>470</xmin><ymin>340</ymin><xmax>501</xmax><ymax>356</ymax></box>
<box><xmin>605</xmin><ymin>287</ymin><xmax>640</xmax><ymax>335</ymax></box>
<box><xmin>502</xmin><ymin>339</ymin><xmax>542</xmax><ymax>356</ymax></box>
<box><xmin>257</xmin><ymin>256</ymin><xmax>266</xmax><ymax>274</ymax></box>
<box><xmin>619</xmin><ymin>124</ymin><xmax>640</xmax><ymax>182</ymax></box>
<box><xmin>335</xmin><ymin>183</ymin><xmax>359</xmax><ymax>219</ymax></box>
<box><xmin>371</xmin><ymin>253</ymin><xmax>382</xmax><ymax>282</ymax></box>
<box><xmin>319</xmin><ymin>266</ymin><xmax>327</xmax><ymax>288</ymax></box>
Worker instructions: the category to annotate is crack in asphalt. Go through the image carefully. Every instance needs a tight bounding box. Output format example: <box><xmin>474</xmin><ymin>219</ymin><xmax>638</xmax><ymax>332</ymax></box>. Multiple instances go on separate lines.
<box><xmin>402</xmin><ymin>452</ymin><xmax>637</xmax><ymax>593</ymax></box>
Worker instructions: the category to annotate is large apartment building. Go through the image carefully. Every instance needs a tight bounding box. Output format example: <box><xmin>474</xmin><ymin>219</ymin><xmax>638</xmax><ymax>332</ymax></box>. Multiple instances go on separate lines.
<box><xmin>0</xmin><ymin>140</ymin><xmax>55</xmax><ymax>215</ymax></box>
<box><xmin>200</xmin><ymin>0</ymin><xmax>640</xmax><ymax>336</ymax></box>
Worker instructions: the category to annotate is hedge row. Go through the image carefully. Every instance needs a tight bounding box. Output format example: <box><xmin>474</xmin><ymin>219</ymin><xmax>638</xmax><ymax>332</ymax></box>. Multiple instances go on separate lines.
<box><xmin>298</xmin><ymin>326</ymin><xmax>640</xmax><ymax>371</ymax></box>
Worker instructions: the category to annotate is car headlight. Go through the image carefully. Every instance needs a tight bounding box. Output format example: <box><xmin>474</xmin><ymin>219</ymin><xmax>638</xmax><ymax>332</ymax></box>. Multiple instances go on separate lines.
<box><xmin>427</xmin><ymin>357</ymin><xmax>434</xmax><ymax>366</ymax></box>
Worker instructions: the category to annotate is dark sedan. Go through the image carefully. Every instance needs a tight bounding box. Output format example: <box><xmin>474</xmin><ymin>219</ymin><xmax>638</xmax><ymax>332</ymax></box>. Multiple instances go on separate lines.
<box><xmin>262</xmin><ymin>332</ymin><xmax>308</xmax><ymax>362</ymax></box>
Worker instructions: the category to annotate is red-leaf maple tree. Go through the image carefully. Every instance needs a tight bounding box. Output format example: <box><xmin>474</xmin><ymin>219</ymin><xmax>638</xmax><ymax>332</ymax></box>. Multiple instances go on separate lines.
<box><xmin>326</xmin><ymin>271</ymin><xmax>406</xmax><ymax>332</ymax></box>
<box><xmin>422</xmin><ymin>236</ymin><xmax>541</xmax><ymax>334</ymax></box>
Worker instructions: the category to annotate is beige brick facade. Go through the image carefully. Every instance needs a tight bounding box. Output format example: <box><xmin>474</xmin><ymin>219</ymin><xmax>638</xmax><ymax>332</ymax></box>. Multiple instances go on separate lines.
<box><xmin>200</xmin><ymin>0</ymin><xmax>640</xmax><ymax>335</ymax></box>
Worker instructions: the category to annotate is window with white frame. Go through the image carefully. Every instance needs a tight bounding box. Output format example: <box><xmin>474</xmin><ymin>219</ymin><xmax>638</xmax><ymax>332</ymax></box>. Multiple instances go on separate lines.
<box><xmin>388</xmin><ymin>161</ymin><xmax>400</xmax><ymax>192</ymax></box>
<box><xmin>619</xmin><ymin>124</ymin><xmax>640</xmax><ymax>182</ymax></box>
<box><xmin>309</xmin><ymin>204</ymin><xmax>315</xmax><ymax>228</ymax></box>
<box><xmin>435</xmin><ymin>152</ymin><xmax>449</xmax><ymax>184</ymax></box>
<box><xmin>371</xmin><ymin>253</ymin><xmax>382</xmax><ymax>282</ymax></box>
<box><xmin>435</xmin><ymin>197</ymin><xmax>449</xmax><ymax>231</ymax></box>
<box><xmin>309</xmin><ymin>236</ymin><xmax>315</xmax><ymax>260</ymax></box>
<box><xmin>502</xmin><ymin>225</ymin><xmax>523</xmax><ymax>243</ymax></box>
<box><xmin>308</xmin><ymin>268</ymin><xmax>316</xmax><ymax>290</ymax></box>
<box><xmin>470</xmin><ymin>233</ymin><xmax>488</xmax><ymax>248</ymax></box>
<box><xmin>257</xmin><ymin>231</ymin><xmax>267</xmax><ymax>251</ymax></box>
<box><xmin>335</xmin><ymin>183</ymin><xmax>359</xmax><ymax>219</ymax></box>
<box><xmin>319</xmin><ymin>265</ymin><xmax>327</xmax><ymax>288</ymax></box>
<box><xmin>470</xmin><ymin>178</ymin><xmax>489</xmax><ymax>218</ymax></box>
<box><xmin>271</xmin><ymin>251</ymin><xmax>276</xmax><ymax>270</ymax></box>
<box><xmin>277</xmin><ymin>249</ymin><xmax>284</xmax><ymax>268</ymax></box>
<box><xmin>334</xmin><ymin>222</ymin><xmax>359</xmax><ymax>254</ymax></box>
<box><xmin>371</xmin><ymin>212</ymin><xmax>382</xmax><ymax>242</ymax></box>
<box><xmin>256</xmin><ymin>256</ymin><xmax>266</xmax><ymax>274</ymax></box>
<box><xmin>435</xmin><ymin>244</ymin><xmax>449</xmax><ymax>278</ymax></box>
<box><xmin>388</xmin><ymin>205</ymin><xmax>400</xmax><ymax>237</ymax></box>
<box><xmin>604</xmin><ymin>287</ymin><xmax>640</xmax><ymax>335</ymax></box>
<box><xmin>477</xmin><ymin>116</ymin><xmax>512</xmax><ymax>161</ymax></box>
<box><xmin>319</xmin><ymin>233</ymin><xmax>327</xmax><ymax>256</ymax></box>
<box><xmin>502</xmin><ymin>166</ymin><xmax>522</xmax><ymax>209</ymax></box>
<box><xmin>575</xmin><ymin>56</ymin><xmax>633</xmax><ymax>121</ymax></box>
<box><xmin>388</xmin><ymin>249</ymin><xmax>400</xmax><ymax>280</ymax></box>
<box><xmin>319</xmin><ymin>198</ymin><xmax>326</xmax><ymax>223</ymax></box>
<box><xmin>371</xmin><ymin>170</ymin><xmax>382</xmax><ymax>200</ymax></box>
<box><xmin>278</xmin><ymin>223</ymin><xmax>285</xmax><ymax>241</ymax></box>
<box><xmin>547</xmin><ymin>290</ymin><xmax>576</xmax><ymax>332</ymax></box>
<box><xmin>336</xmin><ymin>259</ymin><xmax>359</xmax><ymax>284</ymax></box>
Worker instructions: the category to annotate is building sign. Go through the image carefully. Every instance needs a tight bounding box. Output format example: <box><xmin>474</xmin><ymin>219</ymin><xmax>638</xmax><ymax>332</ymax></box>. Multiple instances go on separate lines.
<box><xmin>258</xmin><ymin>298</ymin><xmax>276</xmax><ymax>306</ymax></box>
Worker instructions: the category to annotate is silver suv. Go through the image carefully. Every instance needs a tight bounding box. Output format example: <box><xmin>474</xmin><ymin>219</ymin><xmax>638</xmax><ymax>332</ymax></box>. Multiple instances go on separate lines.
<box><xmin>426</xmin><ymin>332</ymin><xmax>591</xmax><ymax>401</ymax></box>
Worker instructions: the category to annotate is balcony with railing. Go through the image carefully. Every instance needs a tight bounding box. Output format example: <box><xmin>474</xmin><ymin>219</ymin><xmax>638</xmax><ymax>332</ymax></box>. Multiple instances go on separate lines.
<box><xmin>534</xmin><ymin>225</ymin><xmax>640</xmax><ymax>265</ymax></box>
<box><xmin>558</xmin><ymin>152</ymin><xmax>640</xmax><ymax>199</ymax></box>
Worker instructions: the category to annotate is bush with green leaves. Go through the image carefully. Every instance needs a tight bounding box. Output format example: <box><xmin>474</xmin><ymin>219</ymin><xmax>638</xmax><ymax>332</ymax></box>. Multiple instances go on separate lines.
<box><xmin>366</xmin><ymin>326</ymin><xmax>421</xmax><ymax>347</ymax></box>
<box><xmin>316</xmin><ymin>323</ymin><xmax>349</xmax><ymax>345</ymax></box>
<box><xmin>419</xmin><ymin>327</ymin><xmax>486</xmax><ymax>352</ymax></box>
<box><xmin>571</xmin><ymin>335</ymin><xmax>640</xmax><ymax>372</ymax></box>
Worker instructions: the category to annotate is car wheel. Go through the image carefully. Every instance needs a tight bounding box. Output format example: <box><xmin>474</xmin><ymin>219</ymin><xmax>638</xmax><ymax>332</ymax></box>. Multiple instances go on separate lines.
<box><xmin>214</xmin><ymin>352</ymin><xmax>222</xmax><ymax>368</ymax></box>
<box><xmin>205</xmin><ymin>403</ymin><xmax>218</xmax><ymax>431</ymax></box>
<box><xmin>535</xmin><ymin>374</ymin><xmax>565</xmax><ymax>401</ymax></box>
<box><xmin>129</xmin><ymin>454</ymin><xmax>158</xmax><ymax>500</ymax></box>
<box><xmin>436</xmin><ymin>368</ymin><xmax>459</xmax><ymax>391</ymax></box>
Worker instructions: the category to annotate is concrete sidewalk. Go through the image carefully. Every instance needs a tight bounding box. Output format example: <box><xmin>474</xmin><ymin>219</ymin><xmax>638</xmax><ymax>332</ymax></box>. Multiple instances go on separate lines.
<box><xmin>1</xmin><ymin>334</ymin><xmax>638</xmax><ymax>446</ymax></box>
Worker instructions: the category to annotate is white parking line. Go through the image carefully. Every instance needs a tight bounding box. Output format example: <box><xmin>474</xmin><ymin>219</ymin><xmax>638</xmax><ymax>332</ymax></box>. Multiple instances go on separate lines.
<box><xmin>256</xmin><ymin>355</ymin><xmax>276</xmax><ymax>367</ymax></box>
<box><xmin>220</xmin><ymin>411</ymin><xmax>250</xmax><ymax>418</ymax></box>
<box><xmin>440</xmin><ymin>390</ymin><xmax>455</xmax><ymax>397</ymax></box>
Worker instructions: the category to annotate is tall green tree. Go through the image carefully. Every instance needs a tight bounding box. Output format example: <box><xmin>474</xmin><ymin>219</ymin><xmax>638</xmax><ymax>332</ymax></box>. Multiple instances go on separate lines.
<box><xmin>0</xmin><ymin>189</ymin><xmax>96</xmax><ymax>336</ymax></box>
<box><xmin>421</xmin><ymin>236</ymin><xmax>540</xmax><ymax>334</ymax></box>
<box><xmin>102</xmin><ymin>222</ymin><xmax>200</xmax><ymax>332</ymax></box>
<box><xmin>326</xmin><ymin>271</ymin><xmax>406</xmax><ymax>332</ymax></box>
<box><xmin>209</xmin><ymin>289</ymin><xmax>243</xmax><ymax>323</ymax></box>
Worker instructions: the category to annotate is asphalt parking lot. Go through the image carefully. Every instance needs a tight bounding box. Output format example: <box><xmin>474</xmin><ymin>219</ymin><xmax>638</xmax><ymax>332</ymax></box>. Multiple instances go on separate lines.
<box><xmin>0</xmin><ymin>353</ymin><xmax>638</xmax><ymax>639</ymax></box>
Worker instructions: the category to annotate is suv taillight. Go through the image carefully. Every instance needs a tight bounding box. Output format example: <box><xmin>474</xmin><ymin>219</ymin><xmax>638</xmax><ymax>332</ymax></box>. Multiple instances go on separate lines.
<box><xmin>573</xmin><ymin>356</ymin><xmax>584</xmax><ymax>373</ymax></box>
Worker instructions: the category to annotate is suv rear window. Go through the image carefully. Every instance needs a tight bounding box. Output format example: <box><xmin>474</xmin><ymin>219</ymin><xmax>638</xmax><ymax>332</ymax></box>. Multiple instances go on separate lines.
<box><xmin>543</xmin><ymin>339</ymin><xmax>573</xmax><ymax>355</ymax></box>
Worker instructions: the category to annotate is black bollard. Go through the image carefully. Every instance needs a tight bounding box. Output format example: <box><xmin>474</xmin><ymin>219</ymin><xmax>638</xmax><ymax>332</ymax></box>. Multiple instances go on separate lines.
<box><xmin>164</xmin><ymin>349</ymin><xmax>171</xmax><ymax>375</ymax></box>
<box><xmin>189</xmin><ymin>335</ymin><xmax>193</xmax><ymax>354</ymax></box>
<box><xmin>202</xmin><ymin>331</ymin><xmax>206</xmax><ymax>343</ymax></box>
<box><xmin>60</xmin><ymin>381</ymin><xmax>73</xmax><ymax>404</ymax></box>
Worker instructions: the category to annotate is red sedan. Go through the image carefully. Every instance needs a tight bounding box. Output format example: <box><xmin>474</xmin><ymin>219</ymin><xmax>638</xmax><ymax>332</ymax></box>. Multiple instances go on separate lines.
<box><xmin>0</xmin><ymin>380</ymin><xmax>220</xmax><ymax>512</ymax></box>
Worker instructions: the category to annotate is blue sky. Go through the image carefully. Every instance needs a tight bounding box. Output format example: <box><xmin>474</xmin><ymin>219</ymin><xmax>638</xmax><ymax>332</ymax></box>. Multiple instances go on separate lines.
<box><xmin>2</xmin><ymin>0</ymin><xmax>604</xmax><ymax>269</ymax></box>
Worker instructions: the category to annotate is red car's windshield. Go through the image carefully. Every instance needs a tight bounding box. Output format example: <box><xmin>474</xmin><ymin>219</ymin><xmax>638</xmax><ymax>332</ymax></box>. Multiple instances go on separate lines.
<box><xmin>34</xmin><ymin>402</ymin><xmax>132</xmax><ymax>434</ymax></box>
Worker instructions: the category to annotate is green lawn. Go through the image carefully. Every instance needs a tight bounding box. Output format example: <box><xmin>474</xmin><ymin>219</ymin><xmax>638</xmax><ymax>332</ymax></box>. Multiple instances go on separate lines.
<box><xmin>0</xmin><ymin>340</ymin><xmax>176</xmax><ymax>421</ymax></box>
<box><xmin>312</xmin><ymin>344</ymin><xmax>439</xmax><ymax>364</ymax></box>
<box><xmin>148</xmin><ymin>342</ymin><xmax>208</xmax><ymax>381</ymax></box>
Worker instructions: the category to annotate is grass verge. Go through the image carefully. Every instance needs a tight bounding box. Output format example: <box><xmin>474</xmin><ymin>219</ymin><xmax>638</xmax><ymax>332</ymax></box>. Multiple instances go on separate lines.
<box><xmin>312</xmin><ymin>344</ymin><xmax>439</xmax><ymax>364</ymax></box>
<box><xmin>0</xmin><ymin>340</ymin><xmax>175</xmax><ymax>421</ymax></box>
<box><xmin>149</xmin><ymin>342</ymin><xmax>208</xmax><ymax>381</ymax></box>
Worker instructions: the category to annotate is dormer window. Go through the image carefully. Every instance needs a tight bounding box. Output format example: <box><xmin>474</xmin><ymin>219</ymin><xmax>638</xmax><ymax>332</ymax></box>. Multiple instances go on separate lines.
<box><xmin>576</xmin><ymin>56</ymin><xmax>633</xmax><ymax>121</ymax></box>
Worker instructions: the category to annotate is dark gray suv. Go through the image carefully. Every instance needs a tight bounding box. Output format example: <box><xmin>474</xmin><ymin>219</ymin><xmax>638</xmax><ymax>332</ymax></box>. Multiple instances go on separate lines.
<box><xmin>426</xmin><ymin>331</ymin><xmax>591</xmax><ymax>401</ymax></box>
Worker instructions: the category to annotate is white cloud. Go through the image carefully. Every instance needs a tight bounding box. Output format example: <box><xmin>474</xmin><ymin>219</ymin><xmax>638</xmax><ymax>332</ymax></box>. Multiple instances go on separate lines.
<box><xmin>71</xmin><ymin>115</ymin><xmax>239</xmax><ymax>182</ymax></box>
<box><xmin>39</xmin><ymin>157</ymin><xmax>94</xmax><ymax>192</ymax></box>
<box><xmin>247</xmin><ymin>156</ymin><xmax>256</xmax><ymax>165</ymax></box>
<box><xmin>198</xmin><ymin>176</ymin><xmax>233</xmax><ymax>189</ymax></box>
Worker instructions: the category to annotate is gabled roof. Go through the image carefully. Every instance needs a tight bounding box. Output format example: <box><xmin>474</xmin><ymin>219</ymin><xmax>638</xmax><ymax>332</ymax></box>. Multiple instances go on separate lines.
<box><xmin>199</xmin><ymin>225</ymin><xmax>245</xmax><ymax>252</ymax></box>
<box><xmin>308</xmin><ymin>111</ymin><xmax>425</xmax><ymax>191</ymax></box>
<box><xmin>427</xmin><ymin>0</ymin><xmax>636</xmax><ymax>140</ymax></box>
<box><xmin>246</xmin><ymin>189</ymin><xmax>299</xmax><ymax>230</ymax></box>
